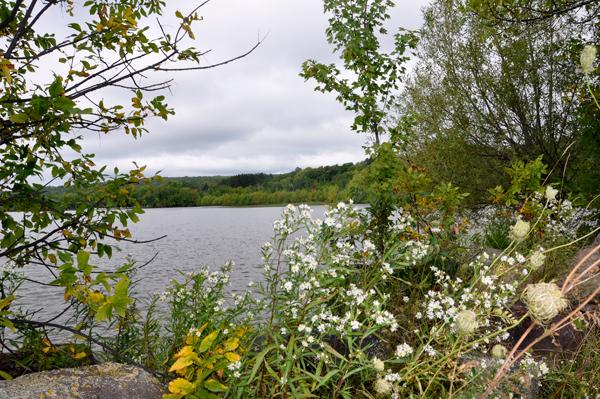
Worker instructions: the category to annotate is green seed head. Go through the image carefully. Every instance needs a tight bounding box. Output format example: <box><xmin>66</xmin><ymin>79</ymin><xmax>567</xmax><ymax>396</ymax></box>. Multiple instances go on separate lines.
<box><xmin>491</xmin><ymin>344</ymin><xmax>508</xmax><ymax>359</ymax></box>
<box><xmin>456</xmin><ymin>310</ymin><xmax>479</xmax><ymax>335</ymax></box>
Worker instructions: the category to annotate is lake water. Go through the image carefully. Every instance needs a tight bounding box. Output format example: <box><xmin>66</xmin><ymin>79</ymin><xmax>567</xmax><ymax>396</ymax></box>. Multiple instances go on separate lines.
<box><xmin>16</xmin><ymin>205</ymin><xmax>336</xmax><ymax>322</ymax></box>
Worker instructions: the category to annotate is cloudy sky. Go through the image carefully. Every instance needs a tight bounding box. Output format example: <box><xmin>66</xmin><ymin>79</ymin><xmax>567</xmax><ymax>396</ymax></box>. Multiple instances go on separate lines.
<box><xmin>65</xmin><ymin>0</ymin><xmax>430</xmax><ymax>177</ymax></box>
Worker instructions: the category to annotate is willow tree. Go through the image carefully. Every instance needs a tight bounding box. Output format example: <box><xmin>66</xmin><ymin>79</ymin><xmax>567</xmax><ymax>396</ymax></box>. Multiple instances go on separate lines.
<box><xmin>393</xmin><ymin>0</ymin><xmax>598</xmax><ymax>202</ymax></box>
<box><xmin>0</xmin><ymin>0</ymin><xmax>258</xmax><ymax>355</ymax></box>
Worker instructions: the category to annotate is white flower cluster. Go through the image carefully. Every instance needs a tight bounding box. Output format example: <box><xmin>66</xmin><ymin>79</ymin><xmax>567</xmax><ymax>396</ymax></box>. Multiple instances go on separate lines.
<box><xmin>396</xmin><ymin>343</ymin><xmax>413</xmax><ymax>358</ymax></box>
<box><xmin>0</xmin><ymin>260</ymin><xmax>23</xmax><ymax>277</ymax></box>
<box><xmin>418</xmin><ymin>256</ymin><xmax>521</xmax><ymax>346</ymax></box>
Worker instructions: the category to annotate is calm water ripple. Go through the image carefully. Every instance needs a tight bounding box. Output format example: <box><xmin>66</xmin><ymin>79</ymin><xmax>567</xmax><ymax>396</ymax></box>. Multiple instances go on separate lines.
<box><xmin>16</xmin><ymin>205</ymin><xmax>335</xmax><ymax>322</ymax></box>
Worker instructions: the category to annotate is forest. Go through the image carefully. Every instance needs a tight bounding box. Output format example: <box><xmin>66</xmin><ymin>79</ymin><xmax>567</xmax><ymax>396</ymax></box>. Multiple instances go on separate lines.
<box><xmin>44</xmin><ymin>161</ymin><xmax>366</xmax><ymax>207</ymax></box>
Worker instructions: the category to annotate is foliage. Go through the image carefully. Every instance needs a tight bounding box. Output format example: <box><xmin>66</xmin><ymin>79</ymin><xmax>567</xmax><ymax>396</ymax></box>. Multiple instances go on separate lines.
<box><xmin>44</xmin><ymin>162</ymin><xmax>364</xmax><ymax>208</ymax></box>
<box><xmin>0</xmin><ymin>0</ymin><xmax>258</xmax><ymax>366</ymax></box>
<box><xmin>300</xmin><ymin>0</ymin><xmax>418</xmax><ymax>144</ymax></box>
<box><xmin>392</xmin><ymin>0</ymin><xmax>599</xmax><ymax>203</ymax></box>
<box><xmin>466</xmin><ymin>0</ymin><xmax>600</xmax><ymax>24</ymax></box>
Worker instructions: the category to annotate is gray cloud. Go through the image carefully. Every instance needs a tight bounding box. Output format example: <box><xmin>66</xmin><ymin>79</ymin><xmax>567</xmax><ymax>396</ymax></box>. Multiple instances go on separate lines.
<box><xmin>72</xmin><ymin>0</ymin><xmax>428</xmax><ymax>178</ymax></box>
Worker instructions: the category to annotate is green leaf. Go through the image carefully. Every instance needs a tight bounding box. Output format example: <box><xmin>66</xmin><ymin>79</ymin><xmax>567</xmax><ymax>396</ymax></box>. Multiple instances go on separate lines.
<box><xmin>95</xmin><ymin>303</ymin><xmax>112</xmax><ymax>322</ymax></box>
<box><xmin>49</xmin><ymin>77</ymin><xmax>63</xmax><ymax>97</ymax></box>
<box><xmin>0</xmin><ymin>370</ymin><xmax>12</xmax><ymax>380</ymax></box>
<box><xmin>9</xmin><ymin>114</ymin><xmax>28</xmax><ymax>124</ymax></box>
<box><xmin>77</xmin><ymin>250</ymin><xmax>90</xmax><ymax>271</ymax></box>
<box><xmin>203</xmin><ymin>379</ymin><xmax>227</xmax><ymax>392</ymax></box>
<box><xmin>195</xmin><ymin>388</ymin><xmax>218</xmax><ymax>399</ymax></box>
<box><xmin>54</xmin><ymin>97</ymin><xmax>76</xmax><ymax>112</ymax></box>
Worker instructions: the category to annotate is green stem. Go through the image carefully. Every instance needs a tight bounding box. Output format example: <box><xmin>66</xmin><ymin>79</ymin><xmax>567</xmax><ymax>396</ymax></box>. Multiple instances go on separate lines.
<box><xmin>585</xmin><ymin>71</ymin><xmax>600</xmax><ymax>110</ymax></box>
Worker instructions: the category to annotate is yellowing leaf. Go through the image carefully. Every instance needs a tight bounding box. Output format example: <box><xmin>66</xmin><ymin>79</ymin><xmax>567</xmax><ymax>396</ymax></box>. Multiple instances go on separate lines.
<box><xmin>0</xmin><ymin>370</ymin><xmax>12</xmax><ymax>380</ymax></box>
<box><xmin>204</xmin><ymin>379</ymin><xmax>227</xmax><ymax>392</ymax></box>
<box><xmin>168</xmin><ymin>378</ymin><xmax>193</xmax><ymax>394</ymax></box>
<box><xmin>223</xmin><ymin>338</ymin><xmax>239</xmax><ymax>352</ymax></box>
<box><xmin>74</xmin><ymin>352</ymin><xmax>86</xmax><ymax>360</ymax></box>
<box><xmin>173</xmin><ymin>345</ymin><xmax>194</xmax><ymax>359</ymax></box>
<box><xmin>198</xmin><ymin>330</ymin><xmax>219</xmax><ymax>354</ymax></box>
<box><xmin>169</xmin><ymin>356</ymin><xmax>195</xmax><ymax>372</ymax></box>
<box><xmin>88</xmin><ymin>292</ymin><xmax>104</xmax><ymax>303</ymax></box>
<box><xmin>224</xmin><ymin>352</ymin><xmax>241</xmax><ymax>363</ymax></box>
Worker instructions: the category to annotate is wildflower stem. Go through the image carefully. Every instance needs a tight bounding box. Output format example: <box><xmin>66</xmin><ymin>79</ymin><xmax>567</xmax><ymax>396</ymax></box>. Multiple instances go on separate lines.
<box><xmin>585</xmin><ymin>72</ymin><xmax>600</xmax><ymax>110</ymax></box>
<box><xmin>545</xmin><ymin>225</ymin><xmax>600</xmax><ymax>257</ymax></box>
<box><xmin>560</xmin><ymin>235</ymin><xmax>600</xmax><ymax>292</ymax></box>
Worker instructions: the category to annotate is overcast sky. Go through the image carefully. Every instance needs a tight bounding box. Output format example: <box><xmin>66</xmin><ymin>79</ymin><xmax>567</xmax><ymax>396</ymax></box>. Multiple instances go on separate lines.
<box><xmin>67</xmin><ymin>0</ymin><xmax>430</xmax><ymax>177</ymax></box>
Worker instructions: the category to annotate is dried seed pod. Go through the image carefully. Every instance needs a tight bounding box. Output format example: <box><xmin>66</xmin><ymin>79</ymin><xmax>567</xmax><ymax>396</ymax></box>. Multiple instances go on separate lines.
<box><xmin>523</xmin><ymin>283</ymin><xmax>568</xmax><ymax>324</ymax></box>
<box><xmin>374</xmin><ymin>378</ymin><xmax>391</xmax><ymax>395</ymax></box>
<box><xmin>581</xmin><ymin>45</ymin><xmax>597</xmax><ymax>73</ymax></box>
<box><xmin>510</xmin><ymin>220</ymin><xmax>530</xmax><ymax>241</ymax></box>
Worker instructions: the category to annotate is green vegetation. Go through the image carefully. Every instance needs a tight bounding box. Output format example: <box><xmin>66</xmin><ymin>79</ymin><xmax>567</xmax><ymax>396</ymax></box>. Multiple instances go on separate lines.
<box><xmin>2</xmin><ymin>0</ymin><xmax>600</xmax><ymax>398</ymax></box>
<box><xmin>45</xmin><ymin>162</ymin><xmax>367</xmax><ymax>208</ymax></box>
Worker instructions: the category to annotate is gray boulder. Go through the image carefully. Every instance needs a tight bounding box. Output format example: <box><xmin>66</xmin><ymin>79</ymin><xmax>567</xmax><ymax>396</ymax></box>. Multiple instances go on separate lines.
<box><xmin>0</xmin><ymin>362</ymin><xmax>168</xmax><ymax>399</ymax></box>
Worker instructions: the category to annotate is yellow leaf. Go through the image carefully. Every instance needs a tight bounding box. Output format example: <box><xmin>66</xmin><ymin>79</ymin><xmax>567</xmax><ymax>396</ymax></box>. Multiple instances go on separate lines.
<box><xmin>224</xmin><ymin>352</ymin><xmax>241</xmax><ymax>362</ymax></box>
<box><xmin>173</xmin><ymin>346</ymin><xmax>194</xmax><ymax>359</ymax></box>
<box><xmin>0</xmin><ymin>295</ymin><xmax>14</xmax><ymax>311</ymax></box>
<box><xmin>168</xmin><ymin>378</ymin><xmax>193</xmax><ymax>395</ymax></box>
<box><xmin>74</xmin><ymin>352</ymin><xmax>86</xmax><ymax>360</ymax></box>
<box><xmin>223</xmin><ymin>337</ymin><xmax>239</xmax><ymax>352</ymax></box>
<box><xmin>1</xmin><ymin>65</ymin><xmax>12</xmax><ymax>84</ymax></box>
<box><xmin>185</xmin><ymin>333</ymin><xmax>198</xmax><ymax>346</ymax></box>
<box><xmin>168</xmin><ymin>356</ymin><xmax>194</xmax><ymax>372</ymax></box>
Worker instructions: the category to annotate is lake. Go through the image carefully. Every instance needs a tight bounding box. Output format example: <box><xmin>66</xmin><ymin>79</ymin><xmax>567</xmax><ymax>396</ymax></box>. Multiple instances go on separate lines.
<box><xmin>16</xmin><ymin>205</ymin><xmax>337</xmax><ymax>322</ymax></box>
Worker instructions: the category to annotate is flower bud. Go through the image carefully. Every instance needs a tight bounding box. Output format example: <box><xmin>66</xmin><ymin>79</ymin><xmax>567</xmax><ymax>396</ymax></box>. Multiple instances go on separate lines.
<box><xmin>455</xmin><ymin>310</ymin><xmax>479</xmax><ymax>335</ymax></box>
<box><xmin>510</xmin><ymin>220</ymin><xmax>530</xmax><ymax>241</ymax></box>
<box><xmin>529</xmin><ymin>250</ymin><xmax>546</xmax><ymax>270</ymax></box>
<box><xmin>491</xmin><ymin>344</ymin><xmax>507</xmax><ymax>359</ymax></box>
<box><xmin>523</xmin><ymin>283</ymin><xmax>568</xmax><ymax>324</ymax></box>
<box><xmin>581</xmin><ymin>45</ymin><xmax>597</xmax><ymax>74</ymax></box>
<box><xmin>373</xmin><ymin>358</ymin><xmax>385</xmax><ymax>372</ymax></box>
<box><xmin>545</xmin><ymin>185</ymin><xmax>558</xmax><ymax>201</ymax></box>
<box><xmin>374</xmin><ymin>378</ymin><xmax>391</xmax><ymax>395</ymax></box>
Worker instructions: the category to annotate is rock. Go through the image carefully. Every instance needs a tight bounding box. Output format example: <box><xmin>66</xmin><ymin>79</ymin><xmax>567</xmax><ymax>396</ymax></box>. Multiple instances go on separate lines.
<box><xmin>0</xmin><ymin>362</ymin><xmax>168</xmax><ymax>399</ymax></box>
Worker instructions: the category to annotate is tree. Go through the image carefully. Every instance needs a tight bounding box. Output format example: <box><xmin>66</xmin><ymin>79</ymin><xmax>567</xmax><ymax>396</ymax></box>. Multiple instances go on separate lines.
<box><xmin>0</xmin><ymin>0</ymin><xmax>258</xmax><ymax>353</ymax></box>
<box><xmin>392</xmin><ymin>0</ymin><xmax>599</xmax><ymax>202</ymax></box>
<box><xmin>300</xmin><ymin>0</ymin><xmax>419</xmax><ymax>252</ymax></box>
<box><xmin>466</xmin><ymin>0</ymin><xmax>600</xmax><ymax>24</ymax></box>
<box><xmin>300</xmin><ymin>0</ymin><xmax>418</xmax><ymax>144</ymax></box>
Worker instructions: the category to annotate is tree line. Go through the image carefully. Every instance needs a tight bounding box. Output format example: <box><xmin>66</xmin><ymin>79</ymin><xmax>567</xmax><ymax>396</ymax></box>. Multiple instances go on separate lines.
<box><xmin>44</xmin><ymin>162</ymin><xmax>367</xmax><ymax>208</ymax></box>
